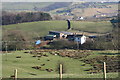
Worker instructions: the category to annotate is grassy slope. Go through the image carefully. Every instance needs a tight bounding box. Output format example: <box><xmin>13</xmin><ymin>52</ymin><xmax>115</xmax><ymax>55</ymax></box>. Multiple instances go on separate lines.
<box><xmin>2</xmin><ymin>50</ymin><xmax>119</xmax><ymax>78</ymax></box>
<box><xmin>2</xmin><ymin>21</ymin><xmax>113</xmax><ymax>38</ymax></box>
<box><xmin>71</xmin><ymin>21</ymin><xmax>112</xmax><ymax>33</ymax></box>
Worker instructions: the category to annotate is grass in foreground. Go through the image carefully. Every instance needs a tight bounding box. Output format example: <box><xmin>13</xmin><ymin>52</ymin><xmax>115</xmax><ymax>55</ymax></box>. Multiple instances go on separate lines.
<box><xmin>2</xmin><ymin>50</ymin><xmax>119</xmax><ymax>78</ymax></box>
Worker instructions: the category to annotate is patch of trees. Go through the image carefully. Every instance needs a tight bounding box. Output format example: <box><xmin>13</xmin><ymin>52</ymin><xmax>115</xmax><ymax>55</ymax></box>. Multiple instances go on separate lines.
<box><xmin>2</xmin><ymin>11</ymin><xmax>52</xmax><ymax>25</ymax></box>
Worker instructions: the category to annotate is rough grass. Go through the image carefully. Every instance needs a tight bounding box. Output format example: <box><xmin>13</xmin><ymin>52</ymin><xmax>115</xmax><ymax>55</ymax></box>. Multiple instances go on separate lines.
<box><xmin>2</xmin><ymin>50</ymin><xmax>119</xmax><ymax>78</ymax></box>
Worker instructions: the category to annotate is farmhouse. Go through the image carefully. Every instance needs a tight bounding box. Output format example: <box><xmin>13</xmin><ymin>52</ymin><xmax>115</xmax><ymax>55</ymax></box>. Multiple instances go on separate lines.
<box><xmin>93</xmin><ymin>13</ymin><xmax>118</xmax><ymax>18</ymax></box>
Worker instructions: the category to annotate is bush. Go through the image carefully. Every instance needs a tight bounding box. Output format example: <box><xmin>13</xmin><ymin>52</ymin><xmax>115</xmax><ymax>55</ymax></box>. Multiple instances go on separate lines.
<box><xmin>48</xmin><ymin>40</ymin><xmax>77</xmax><ymax>49</ymax></box>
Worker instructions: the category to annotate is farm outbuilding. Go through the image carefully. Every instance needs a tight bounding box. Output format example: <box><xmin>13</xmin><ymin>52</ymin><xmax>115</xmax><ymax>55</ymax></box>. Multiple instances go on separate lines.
<box><xmin>45</xmin><ymin>31</ymin><xmax>98</xmax><ymax>41</ymax></box>
<box><xmin>49</xmin><ymin>31</ymin><xmax>73</xmax><ymax>39</ymax></box>
<box><xmin>67</xmin><ymin>34</ymin><xmax>83</xmax><ymax>41</ymax></box>
<box><xmin>88</xmin><ymin>35</ymin><xmax>97</xmax><ymax>38</ymax></box>
<box><xmin>67</xmin><ymin>34</ymin><xmax>87</xmax><ymax>44</ymax></box>
<box><xmin>44</xmin><ymin>35</ymin><xmax>56</xmax><ymax>40</ymax></box>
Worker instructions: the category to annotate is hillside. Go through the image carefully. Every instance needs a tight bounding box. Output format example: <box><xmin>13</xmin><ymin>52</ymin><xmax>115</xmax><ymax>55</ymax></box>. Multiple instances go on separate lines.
<box><xmin>2</xmin><ymin>20</ymin><xmax>113</xmax><ymax>39</ymax></box>
<box><xmin>39</xmin><ymin>2</ymin><xmax>72</xmax><ymax>11</ymax></box>
<box><xmin>2</xmin><ymin>2</ymin><xmax>55</xmax><ymax>11</ymax></box>
<box><xmin>50</xmin><ymin>2</ymin><xmax>118</xmax><ymax>18</ymax></box>
<box><xmin>2</xmin><ymin>2</ymin><xmax>118</xmax><ymax>18</ymax></box>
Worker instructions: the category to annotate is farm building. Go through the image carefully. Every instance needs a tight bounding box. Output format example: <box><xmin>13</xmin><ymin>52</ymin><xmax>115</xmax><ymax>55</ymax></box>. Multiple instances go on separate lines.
<box><xmin>76</xmin><ymin>17</ymin><xmax>84</xmax><ymax>20</ymax></box>
<box><xmin>93</xmin><ymin>13</ymin><xmax>118</xmax><ymax>18</ymax></box>
<box><xmin>67</xmin><ymin>34</ymin><xmax>83</xmax><ymax>41</ymax></box>
<box><xmin>66</xmin><ymin>35</ymin><xmax>75</xmax><ymax>41</ymax></box>
<box><xmin>45</xmin><ymin>30</ymin><xmax>98</xmax><ymax>41</ymax></box>
<box><xmin>88</xmin><ymin>35</ymin><xmax>97</xmax><ymax>38</ymax></box>
<box><xmin>49</xmin><ymin>31</ymin><xmax>73</xmax><ymax>39</ymax></box>
<box><xmin>67</xmin><ymin>34</ymin><xmax>96</xmax><ymax>44</ymax></box>
<box><xmin>44</xmin><ymin>35</ymin><xmax>56</xmax><ymax>40</ymax></box>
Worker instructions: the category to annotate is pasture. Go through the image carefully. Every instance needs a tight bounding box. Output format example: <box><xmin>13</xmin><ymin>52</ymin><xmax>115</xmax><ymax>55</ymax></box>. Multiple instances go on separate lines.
<box><xmin>2</xmin><ymin>20</ymin><xmax>113</xmax><ymax>38</ymax></box>
<box><xmin>2</xmin><ymin>50</ymin><xmax>119</xmax><ymax>78</ymax></box>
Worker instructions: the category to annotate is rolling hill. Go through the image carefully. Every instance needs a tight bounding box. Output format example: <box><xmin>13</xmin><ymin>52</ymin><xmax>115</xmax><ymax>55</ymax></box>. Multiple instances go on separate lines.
<box><xmin>50</xmin><ymin>2</ymin><xmax>118</xmax><ymax>17</ymax></box>
<box><xmin>2</xmin><ymin>20</ymin><xmax>113</xmax><ymax>39</ymax></box>
<box><xmin>2</xmin><ymin>2</ymin><xmax>118</xmax><ymax>18</ymax></box>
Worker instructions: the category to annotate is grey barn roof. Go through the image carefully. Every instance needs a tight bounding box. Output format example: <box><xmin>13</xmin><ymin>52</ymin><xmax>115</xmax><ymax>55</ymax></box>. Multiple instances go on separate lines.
<box><xmin>49</xmin><ymin>31</ymin><xmax>73</xmax><ymax>35</ymax></box>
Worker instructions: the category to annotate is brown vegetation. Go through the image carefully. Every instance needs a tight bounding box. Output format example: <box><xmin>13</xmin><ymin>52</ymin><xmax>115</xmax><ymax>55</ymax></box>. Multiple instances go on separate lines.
<box><xmin>82</xmin><ymin>55</ymin><xmax>120</xmax><ymax>74</ymax></box>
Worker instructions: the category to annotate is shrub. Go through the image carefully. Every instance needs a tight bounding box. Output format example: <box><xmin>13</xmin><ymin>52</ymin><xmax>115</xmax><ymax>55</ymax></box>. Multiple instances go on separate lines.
<box><xmin>2</xmin><ymin>30</ymin><xmax>33</xmax><ymax>51</ymax></box>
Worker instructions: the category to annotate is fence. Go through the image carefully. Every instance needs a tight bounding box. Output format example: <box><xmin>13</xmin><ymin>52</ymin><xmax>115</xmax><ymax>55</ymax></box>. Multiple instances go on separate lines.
<box><xmin>1</xmin><ymin>49</ymin><xmax>119</xmax><ymax>80</ymax></box>
<box><xmin>1</xmin><ymin>62</ymin><xmax>108</xmax><ymax>80</ymax></box>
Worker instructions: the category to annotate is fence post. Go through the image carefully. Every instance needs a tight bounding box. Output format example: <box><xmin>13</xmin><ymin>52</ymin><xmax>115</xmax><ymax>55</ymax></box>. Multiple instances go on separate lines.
<box><xmin>60</xmin><ymin>64</ymin><xmax>62</xmax><ymax>80</ymax></box>
<box><xmin>14</xmin><ymin>69</ymin><xmax>17</xmax><ymax>80</ymax></box>
<box><xmin>103</xmin><ymin>62</ymin><xmax>106</xmax><ymax>80</ymax></box>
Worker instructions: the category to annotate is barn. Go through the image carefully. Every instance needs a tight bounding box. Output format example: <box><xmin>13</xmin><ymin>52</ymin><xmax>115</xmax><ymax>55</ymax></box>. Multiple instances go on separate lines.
<box><xmin>44</xmin><ymin>35</ymin><xmax>56</xmax><ymax>40</ymax></box>
<box><xmin>49</xmin><ymin>31</ymin><xmax>73</xmax><ymax>39</ymax></box>
<box><xmin>67</xmin><ymin>34</ymin><xmax>83</xmax><ymax>41</ymax></box>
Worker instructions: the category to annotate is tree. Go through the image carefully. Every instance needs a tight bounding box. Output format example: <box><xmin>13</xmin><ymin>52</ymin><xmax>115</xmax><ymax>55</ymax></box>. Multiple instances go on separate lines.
<box><xmin>2</xmin><ymin>11</ymin><xmax>52</xmax><ymax>25</ymax></box>
<box><xmin>2</xmin><ymin>30</ymin><xmax>33</xmax><ymax>51</ymax></box>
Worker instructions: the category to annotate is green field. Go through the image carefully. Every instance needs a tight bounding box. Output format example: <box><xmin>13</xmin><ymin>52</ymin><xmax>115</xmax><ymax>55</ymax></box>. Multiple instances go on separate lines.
<box><xmin>2</xmin><ymin>20</ymin><xmax>113</xmax><ymax>38</ymax></box>
<box><xmin>2</xmin><ymin>50</ymin><xmax>119</xmax><ymax>78</ymax></box>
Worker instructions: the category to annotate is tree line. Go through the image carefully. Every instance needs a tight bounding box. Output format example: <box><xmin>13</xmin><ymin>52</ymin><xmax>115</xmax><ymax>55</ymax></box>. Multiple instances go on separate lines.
<box><xmin>2</xmin><ymin>11</ymin><xmax>52</xmax><ymax>25</ymax></box>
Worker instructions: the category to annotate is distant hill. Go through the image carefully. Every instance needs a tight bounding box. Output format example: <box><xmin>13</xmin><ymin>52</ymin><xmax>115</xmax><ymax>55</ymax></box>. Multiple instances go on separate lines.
<box><xmin>2</xmin><ymin>2</ymin><xmax>118</xmax><ymax>18</ymax></box>
<box><xmin>39</xmin><ymin>2</ymin><xmax>71</xmax><ymax>11</ymax></box>
<box><xmin>2</xmin><ymin>2</ymin><xmax>55</xmax><ymax>11</ymax></box>
<box><xmin>50</xmin><ymin>2</ymin><xmax>118</xmax><ymax>17</ymax></box>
